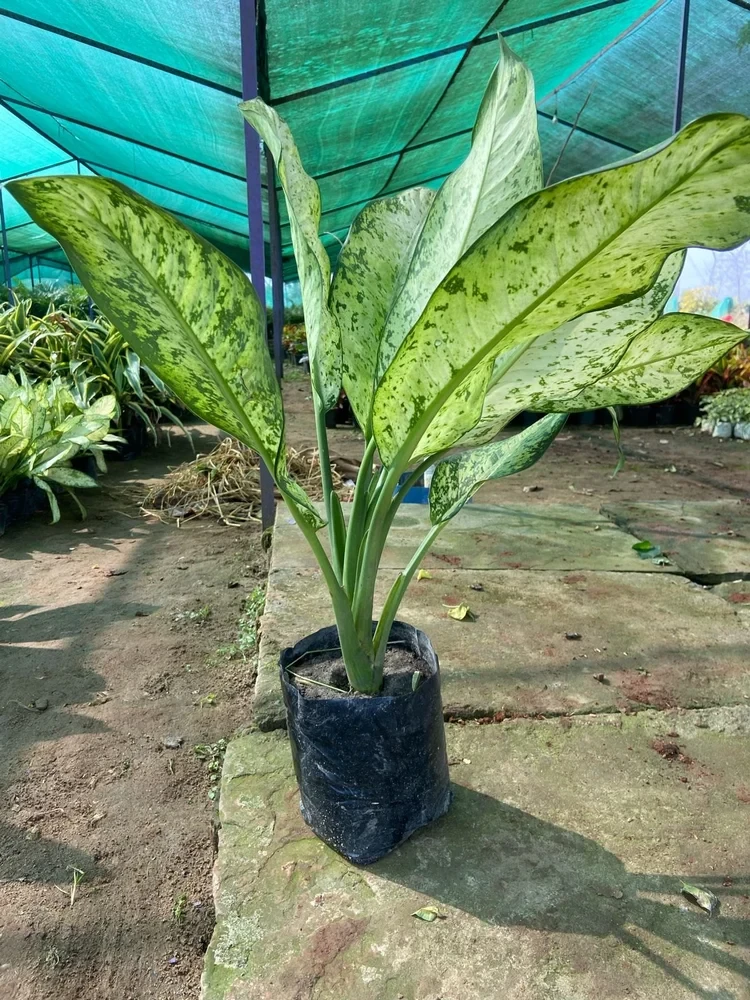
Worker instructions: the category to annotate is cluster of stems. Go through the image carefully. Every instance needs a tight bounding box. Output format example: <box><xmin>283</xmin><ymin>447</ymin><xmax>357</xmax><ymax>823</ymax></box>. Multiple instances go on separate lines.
<box><xmin>280</xmin><ymin>389</ymin><xmax>445</xmax><ymax>694</ymax></box>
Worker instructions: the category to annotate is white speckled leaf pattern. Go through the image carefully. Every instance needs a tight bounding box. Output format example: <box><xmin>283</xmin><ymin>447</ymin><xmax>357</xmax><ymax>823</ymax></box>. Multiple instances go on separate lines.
<box><xmin>458</xmin><ymin>252</ymin><xmax>685</xmax><ymax>447</ymax></box>
<box><xmin>239</xmin><ymin>100</ymin><xmax>341</xmax><ymax>410</ymax></box>
<box><xmin>429</xmin><ymin>412</ymin><xmax>568</xmax><ymax>524</ymax></box>
<box><xmin>329</xmin><ymin>188</ymin><xmax>435</xmax><ymax>433</ymax></box>
<box><xmin>8</xmin><ymin>175</ymin><xmax>324</xmax><ymax>529</ymax></box>
<box><xmin>373</xmin><ymin>114</ymin><xmax>750</xmax><ymax>466</ymax></box>
<box><xmin>379</xmin><ymin>38</ymin><xmax>542</xmax><ymax>380</ymax></box>
<box><xmin>545</xmin><ymin>313</ymin><xmax>747</xmax><ymax>411</ymax></box>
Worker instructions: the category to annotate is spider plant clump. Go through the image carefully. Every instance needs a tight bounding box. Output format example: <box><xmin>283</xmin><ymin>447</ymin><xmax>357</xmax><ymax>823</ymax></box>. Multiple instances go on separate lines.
<box><xmin>9</xmin><ymin>39</ymin><xmax>750</xmax><ymax>692</ymax></box>
<box><xmin>0</xmin><ymin>298</ymin><xmax>188</xmax><ymax>443</ymax></box>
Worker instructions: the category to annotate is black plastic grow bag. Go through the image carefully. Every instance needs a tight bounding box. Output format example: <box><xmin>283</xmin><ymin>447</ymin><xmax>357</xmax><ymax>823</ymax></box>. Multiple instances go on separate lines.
<box><xmin>280</xmin><ymin>619</ymin><xmax>452</xmax><ymax>865</ymax></box>
<box><xmin>0</xmin><ymin>479</ymin><xmax>47</xmax><ymax>536</ymax></box>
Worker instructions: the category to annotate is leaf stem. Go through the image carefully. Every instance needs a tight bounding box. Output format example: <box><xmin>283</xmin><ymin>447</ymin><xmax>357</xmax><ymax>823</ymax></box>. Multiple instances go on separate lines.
<box><xmin>343</xmin><ymin>436</ymin><xmax>377</xmax><ymax>597</ymax></box>
<box><xmin>313</xmin><ymin>391</ymin><xmax>344</xmax><ymax>580</ymax></box>
<box><xmin>283</xmin><ymin>492</ymin><xmax>376</xmax><ymax>692</ymax></box>
<box><xmin>371</xmin><ymin>521</ymin><xmax>446</xmax><ymax>686</ymax></box>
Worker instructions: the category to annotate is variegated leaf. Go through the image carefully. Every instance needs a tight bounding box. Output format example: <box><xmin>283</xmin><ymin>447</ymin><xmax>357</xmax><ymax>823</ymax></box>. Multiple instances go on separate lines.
<box><xmin>240</xmin><ymin>99</ymin><xmax>341</xmax><ymax>410</ymax></box>
<box><xmin>459</xmin><ymin>252</ymin><xmax>685</xmax><ymax>447</ymax></box>
<box><xmin>373</xmin><ymin>114</ymin><xmax>750</xmax><ymax>466</ymax></box>
<box><xmin>329</xmin><ymin>188</ymin><xmax>435</xmax><ymax>432</ymax></box>
<box><xmin>379</xmin><ymin>38</ymin><xmax>542</xmax><ymax>379</ymax></box>
<box><xmin>429</xmin><ymin>413</ymin><xmax>568</xmax><ymax>524</ymax></box>
<box><xmin>8</xmin><ymin>175</ymin><xmax>323</xmax><ymax>529</ymax></box>
<box><xmin>544</xmin><ymin>313</ymin><xmax>747</xmax><ymax>411</ymax></box>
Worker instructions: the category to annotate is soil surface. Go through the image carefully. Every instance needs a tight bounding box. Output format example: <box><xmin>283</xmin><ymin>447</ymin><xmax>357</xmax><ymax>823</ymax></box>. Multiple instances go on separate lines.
<box><xmin>2</xmin><ymin>376</ymin><xmax>749</xmax><ymax>999</ymax></box>
<box><xmin>288</xmin><ymin>645</ymin><xmax>426</xmax><ymax>699</ymax></box>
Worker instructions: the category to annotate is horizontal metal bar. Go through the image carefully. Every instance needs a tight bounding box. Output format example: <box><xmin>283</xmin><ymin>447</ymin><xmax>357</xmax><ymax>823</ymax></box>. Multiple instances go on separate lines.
<box><xmin>9</xmin><ymin>251</ymin><xmax>70</xmax><ymax>270</ymax></box>
<box><xmin>0</xmin><ymin>219</ymin><xmax>42</xmax><ymax>235</ymax></box>
<box><xmin>273</xmin><ymin>0</ymin><xmax>629</xmax><ymax>105</ymax></box>
<box><xmin>1</xmin><ymin>101</ymin><xmax>251</xmax><ymax>252</ymax></box>
<box><xmin>0</xmin><ymin>7</ymin><xmax>242</xmax><ymax>97</ymax></box>
<box><xmin>314</xmin><ymin>125</ymin><xmax>473</xmax><ymax>181</ymax></box>
<box><xmin>536</xmin><ymin>109</ymin><xmax>638</xmax><ymax>152</ymax></box>
<box><xmin>1</xmin><ymin>157</ymin><xmax>76</xmax><ymax>183</ymax></box>
<box><xmin>86</xmin><ymin>161</ymin><xmax>252</xmax><ymax>217</ymax></box>
<box><xmin>726</xmin><ymin>0</ymin><xmax>750</xmax><ymax>10</ymax></box>
<box><xmin>313</xmin><ymin>105</ymin><xmax>635</xmax><ymax>193</ymax></box>
<box><xmin>1</xmin><ymin>96</ymin><xmax>247</xmax><ymax>182</ymax></box>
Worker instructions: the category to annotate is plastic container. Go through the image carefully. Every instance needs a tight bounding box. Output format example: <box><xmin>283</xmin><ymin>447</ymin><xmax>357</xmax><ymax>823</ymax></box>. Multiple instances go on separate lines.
<box><xmin>280</xmin><ymin>620</ymin><xmax>452</xmax><ymax>865</ymax></box>
<box><xmin>0</xmin><ymin>479</ymin><xmax>46</xmax><ymax>536</ymax></box>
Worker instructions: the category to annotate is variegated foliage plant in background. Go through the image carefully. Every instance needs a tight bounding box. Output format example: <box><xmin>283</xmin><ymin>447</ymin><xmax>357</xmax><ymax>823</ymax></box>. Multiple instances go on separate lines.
<box><xmin>9</xmin><ymin>40</ymin><xmax>750</xmax><ymax>693</ymax></box>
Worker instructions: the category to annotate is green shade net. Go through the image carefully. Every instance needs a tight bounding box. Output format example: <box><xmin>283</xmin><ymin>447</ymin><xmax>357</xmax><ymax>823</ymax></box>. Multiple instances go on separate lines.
<box><xmin>1</xmin><ymin>0</ymin><xmax>749</xmax><ymax>284</ymax></box>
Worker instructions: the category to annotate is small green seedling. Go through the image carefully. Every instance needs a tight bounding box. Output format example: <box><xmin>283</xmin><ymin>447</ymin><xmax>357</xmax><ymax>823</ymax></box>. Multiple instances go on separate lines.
<box><xmin>172</xmin><ymin>893</ymin><xmax>188</xmax><ymax>922</ymax></box>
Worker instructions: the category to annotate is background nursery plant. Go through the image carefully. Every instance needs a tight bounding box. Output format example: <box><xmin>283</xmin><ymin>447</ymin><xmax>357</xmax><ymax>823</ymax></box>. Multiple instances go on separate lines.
<box><xmin>0</xmin><ymin>298</ymin><xmax>188</xmax><ymax>444</ymax></box>
<box><xmin>0</xmin><ymin>369</ymin><xmax>118</xmax><ymax>525</ymax></box>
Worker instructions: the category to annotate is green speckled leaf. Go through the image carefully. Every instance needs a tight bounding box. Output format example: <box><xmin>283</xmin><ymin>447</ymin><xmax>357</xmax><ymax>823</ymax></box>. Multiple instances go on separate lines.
<box><xmin>329</xmin><ymin>188</ymin><xmax>435</xmax><ymax>433</ymax></box>
<box><xmin>240</xmin><ymin>100</ymin><xmax>341</xmax><ymax>410</ymax></box>
<box><xmin>374</xmin><ymin>114</ymin><xmax>750</xmax><ymax>466</ymax></box>
<box><xmin>429</xmin><ymin>413</ymin><xmax>568</xmax><ymax>524</ymax></box>
<box><xmin>459</xmin><ymin>252</ymin><xmax>685</xmax><ymax>447</ymax></box>
<box><xmin>379</xmin><ymin>38</ymin><xmax>542</xmax><ymax>379</ymax></box>
<box><xmin>8</xmin><ymin>175</ymin><xmax>323</xmax><ymax>529</ymax></box>
<box><xmin>546</xmin><ymin>313</ymin><xmax>747</xmax><ymax>411</ymax></box>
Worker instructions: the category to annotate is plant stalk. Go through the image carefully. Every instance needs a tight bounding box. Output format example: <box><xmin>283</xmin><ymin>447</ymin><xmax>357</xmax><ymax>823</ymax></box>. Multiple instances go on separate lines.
<box><xmin>283</xmin><ymin>492</ymin><xmax>376</xmax><ymax>692</ymax></box>
<box><xmin>371</xmin><ymin>521</ymin><xmax>446</xmax><ymax>687</ymax></box>
<box><xmin>342</xmin><ymin>436</ymin><xmax>377</xmax><ymax>598</ymax></box>
<box><xmin>313</xmin><ymin>391</ymin><xmax>344</xmax><ymax>580</ymax></box>
<box><xmin>351</xmin><ymin>462</ymin><xmax>407</xmax><ymax>644</ymax></box>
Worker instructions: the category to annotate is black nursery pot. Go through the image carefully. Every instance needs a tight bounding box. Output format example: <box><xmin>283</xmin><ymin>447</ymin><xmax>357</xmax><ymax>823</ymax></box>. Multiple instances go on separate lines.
<box><xmin>0</xmin><ymin>479</ymin><xmax>46</xmax><ymax>536</ymax></box>
<box><xmin>280</xmin><ymin>620</ymin><xmax>453</xmax><ymax>866</ymax></box>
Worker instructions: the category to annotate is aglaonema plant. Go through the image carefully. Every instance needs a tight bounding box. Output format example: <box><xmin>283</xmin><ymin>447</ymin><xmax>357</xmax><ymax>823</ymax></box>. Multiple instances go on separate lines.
<box><xmin>9</xmin><ymin>40</ymin><xmax>750</xmax><ymax>693</ymax></box>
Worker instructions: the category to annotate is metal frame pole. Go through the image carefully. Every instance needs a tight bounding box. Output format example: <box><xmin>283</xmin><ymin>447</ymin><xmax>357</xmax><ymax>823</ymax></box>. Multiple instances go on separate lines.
<box><xmin>29</xmin><ymin>254</ymin><xmax>35</xmax><ymax>289</ymax></box>
<box><xmin>239</xmin><ymin>0</ymin><xmax>276</xmax><ymax>530</ymax></box>
<box><xmin>0</xmin><ymin>186</ymin><xmax>14</xmax><ymax>303</ymax></box>
<box><xmin>673</xmin><ymin>0</ymin><xmax>691</xmax><ymax>133</ymax></box>
<box><xmin>266</xmin><ymin>152</ymin><xmax>285</xmax><ymax>381</ymax></box>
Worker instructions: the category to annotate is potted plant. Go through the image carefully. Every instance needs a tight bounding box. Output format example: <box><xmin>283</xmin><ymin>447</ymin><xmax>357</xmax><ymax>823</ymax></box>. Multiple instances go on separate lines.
<box><xmin>9</xmin><ymin>40</ymin><xmax>750</xmax><ymax>864</ymax></box>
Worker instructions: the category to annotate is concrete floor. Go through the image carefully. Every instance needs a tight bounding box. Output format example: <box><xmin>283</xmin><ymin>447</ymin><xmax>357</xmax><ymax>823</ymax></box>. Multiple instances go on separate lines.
<box><xmin>204</xmin><ymin>501</ymin><xmax>750</xmax><ymax>1000</ymax></box>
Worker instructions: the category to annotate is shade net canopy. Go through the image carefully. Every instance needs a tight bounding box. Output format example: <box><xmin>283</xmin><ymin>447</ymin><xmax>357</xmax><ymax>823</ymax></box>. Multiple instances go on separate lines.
<box><xmin>1</xmin><ymin>0</ymin><xmax>749</xmax><ymax>285</ymax></box>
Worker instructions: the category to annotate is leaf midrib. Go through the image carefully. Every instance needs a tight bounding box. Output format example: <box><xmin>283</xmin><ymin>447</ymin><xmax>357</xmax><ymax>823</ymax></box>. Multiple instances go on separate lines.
<box><xmin>65</xmin><ymin>204</ymin><xmax>270</xmax><ymax>465</ymax></box>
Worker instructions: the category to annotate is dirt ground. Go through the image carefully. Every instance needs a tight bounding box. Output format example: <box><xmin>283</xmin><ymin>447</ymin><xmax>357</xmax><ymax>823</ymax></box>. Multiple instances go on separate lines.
<box><xmin>2</xmin><ymin>377</ymin><xmax>749</xmax><ymax>1000</ymax></box>
<box><xmin>1</xmin><ymin>426</ymin><xmax>264</xmax><ymax>1000</ymax></box>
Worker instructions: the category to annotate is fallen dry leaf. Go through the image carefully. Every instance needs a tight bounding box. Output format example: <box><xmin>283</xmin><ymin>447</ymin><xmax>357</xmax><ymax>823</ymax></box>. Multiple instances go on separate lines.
<box><xmin>681</xmin><ymin>881</ymin><xmax>719</xmax><ymax>916</ymax></box>
<box><xmin>412</xmin><ymin>906</ymin><xmax>447</xmax><ymax>922</ymax></box>
<box><xmin>444</xmin><ymin>603</ymin><xmax>477</xmax><ymax>622</ymax></box>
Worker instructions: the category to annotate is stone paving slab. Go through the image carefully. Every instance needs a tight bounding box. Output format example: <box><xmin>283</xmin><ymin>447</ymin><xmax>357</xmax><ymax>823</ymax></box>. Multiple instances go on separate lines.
<box><xmin>254</xmin><ymin>565</ymin><xmax>750</xmax><ymax>730</ymax></box>
<box><xmin>713</xmin><ymin>580</ymin><xmax>750</xmax><ymax>621</ymax></box>
<box><xmin>273</xmin><ymin>502</ymin><xmax>676</xmax><ymax>573</ymax></box>
<box><xmin>601</xmin><ymin>500</ymin><xmax>750</xmax><ymax>582</ymax></box>
<box><xmin>203</xmin><ymin>710</ymin><xmax>750</xmax><ymax>1000</ymax></box>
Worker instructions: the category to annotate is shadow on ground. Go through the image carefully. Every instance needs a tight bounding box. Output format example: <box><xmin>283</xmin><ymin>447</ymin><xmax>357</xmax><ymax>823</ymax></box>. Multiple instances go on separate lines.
<box><xmin>0</xmin><ymin>823</ymin><xmax>99</xmax><ymax>884</ymax></box>
<box><xmin>376</xmin><ymin>786</ymin><xmax>750</xmax><ymax>1000</ymax></box>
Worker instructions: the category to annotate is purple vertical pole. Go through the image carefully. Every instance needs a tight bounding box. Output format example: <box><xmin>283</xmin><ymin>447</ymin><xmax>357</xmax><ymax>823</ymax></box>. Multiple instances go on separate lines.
<box><xmin>673</xmin><ymin>0</ymin><xmax>690</xmax><ymax>132</ymax></box>
<box><xmin>239</xmin><ymin>0</ymin><xmax>276</xmax><ymax>530</ymax></box>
